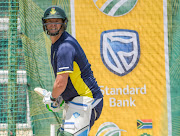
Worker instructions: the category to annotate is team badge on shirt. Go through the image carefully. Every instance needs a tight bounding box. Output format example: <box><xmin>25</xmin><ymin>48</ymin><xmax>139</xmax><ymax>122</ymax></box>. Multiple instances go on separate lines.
<box><xmin>100</xmin><ymin>29</ymin><xmax>140</xmax><ymax>76</ymax></box>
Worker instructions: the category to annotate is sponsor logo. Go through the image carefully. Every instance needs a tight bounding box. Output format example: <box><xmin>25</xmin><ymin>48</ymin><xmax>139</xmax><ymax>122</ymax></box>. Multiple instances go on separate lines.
<box><xmin>96</xmin><ymin>122</ymin><xmax>126</xmax><ymax>136</ymax></box>
<box><xmin>100</xmin><ymin>29</ymin><xmax>140</xmax><ymax>76</ymax></box>
<box><xmin>139</xmin><ymin>133</ymin><xmax>152</xmax><ymax>136</ymax></box>
<box><xmin>58</xmin><ymin>67</ymin><xmax>69</xmax><ymax>70</ymax></box>
<box><xmin>73</xmin><ymin>112</ymin><xmax>80</xmax><ymax>118</ymax></box>
<box><xmin>93</xmin><ymin>0</ymin><xmax>138</xmax><ymax>16</ymax></box>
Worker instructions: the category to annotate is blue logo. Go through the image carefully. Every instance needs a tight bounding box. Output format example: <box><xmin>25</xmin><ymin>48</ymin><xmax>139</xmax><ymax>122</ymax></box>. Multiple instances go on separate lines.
<box><xmin>100</xmin><ymin>29</ymin><xmax>140</xmax><ymax>76</ymax></box>
<box><xmin>73</xmin><ymin>112</ymin><xmax>80</xmax><ymax>118</ymax></box>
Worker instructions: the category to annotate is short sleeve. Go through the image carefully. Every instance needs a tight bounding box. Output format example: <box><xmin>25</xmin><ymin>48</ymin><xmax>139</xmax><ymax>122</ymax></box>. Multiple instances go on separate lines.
<box><xmin>56</xmin><ymin>42</ymin><xmax>75</xmax><ymax>74</ymax></box>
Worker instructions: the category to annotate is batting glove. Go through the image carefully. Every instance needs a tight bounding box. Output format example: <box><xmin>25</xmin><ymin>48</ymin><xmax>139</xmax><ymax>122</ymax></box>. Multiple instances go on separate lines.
<box><xmin>43</xmin><ymin>91</ymin><xmax>64</xmax><ymax>112</ymax></box>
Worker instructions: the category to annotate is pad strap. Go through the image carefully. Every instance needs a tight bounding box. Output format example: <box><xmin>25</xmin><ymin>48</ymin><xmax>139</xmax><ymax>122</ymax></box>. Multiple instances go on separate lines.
<box><xmin>68</xmin><ymin>101</ymin><xmax>88</xmax><ymax>111</ymax></box>
<box><xmin>68</xmin><ymin>98</ymin><xmax>102</xmax><ymax>110</ymax></box>
<box><xmin>91</xmin><ymin>98</ymin><xmax>102</xmax><ymax>109</ymax></box>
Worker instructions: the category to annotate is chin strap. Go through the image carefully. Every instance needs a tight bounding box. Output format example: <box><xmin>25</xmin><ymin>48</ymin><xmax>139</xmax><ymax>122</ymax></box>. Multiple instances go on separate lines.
<box><xmin>47</xmin><ymin>27</ymin><xmax>62</xmax><ymax>36</ymax></box>
<box><xmin>43</xmin><ymin>22</ymin><xmax>65</xmax><ymax>36</ymax></box>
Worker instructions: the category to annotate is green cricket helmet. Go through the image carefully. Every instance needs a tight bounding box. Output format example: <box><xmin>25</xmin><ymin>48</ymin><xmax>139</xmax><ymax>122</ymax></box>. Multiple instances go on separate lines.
<box><xmin>42</xmin><ymin>6</ymin><xmax>68</xmax><ymax>36</ymax></box>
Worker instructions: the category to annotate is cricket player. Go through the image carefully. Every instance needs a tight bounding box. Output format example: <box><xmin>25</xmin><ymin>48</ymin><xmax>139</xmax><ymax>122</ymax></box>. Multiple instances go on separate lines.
<box><xmin>36</xmin><ymin>5</ymin><xmax>103</xmax><ymax>136</ymax></box>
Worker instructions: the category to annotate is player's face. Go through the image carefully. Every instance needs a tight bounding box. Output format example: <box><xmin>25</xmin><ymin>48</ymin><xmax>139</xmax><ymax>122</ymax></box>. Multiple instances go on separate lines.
<box><xmin>45</xmin><ymin>18</ymin><xmax>63</xmax><ymax>35</ymax></box>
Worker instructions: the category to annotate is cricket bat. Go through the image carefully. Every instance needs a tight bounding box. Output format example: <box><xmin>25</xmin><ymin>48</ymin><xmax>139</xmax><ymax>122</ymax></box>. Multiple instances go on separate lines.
<box><xmin>34</xmin><ymin>87</ymin><xmax>62</xmax><ymax>124</ymax></box>
<box><xmin>34</xmin><ymin>87</ymin><xmax>48</xmax><ymax>97</ymax></box>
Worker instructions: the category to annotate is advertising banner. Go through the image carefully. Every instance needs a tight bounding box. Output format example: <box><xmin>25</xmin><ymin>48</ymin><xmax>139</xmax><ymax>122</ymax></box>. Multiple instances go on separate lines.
<box><xmin>73</xmin><ymin>0</ymin><xmax>170</xmax><ymax>135</ymax></box>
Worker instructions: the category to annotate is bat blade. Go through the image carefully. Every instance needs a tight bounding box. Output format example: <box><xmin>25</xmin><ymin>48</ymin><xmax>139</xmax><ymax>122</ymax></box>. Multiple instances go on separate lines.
<box><xmin>34</xmin><ymin>87</ymin><xmax>48</xmax><ymax>97</ymax></box>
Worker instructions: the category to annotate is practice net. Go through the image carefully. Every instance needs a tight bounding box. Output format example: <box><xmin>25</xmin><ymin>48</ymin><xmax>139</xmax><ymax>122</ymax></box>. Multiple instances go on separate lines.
<box><xmin>0</xmin><ymin>0</ymin><xmax>179</xmax><ymax>136</ymax></box>
<box><xmin>0</xmin><ymin>0</ymin><xmax>71</xmax><ymax>135</ymax></box>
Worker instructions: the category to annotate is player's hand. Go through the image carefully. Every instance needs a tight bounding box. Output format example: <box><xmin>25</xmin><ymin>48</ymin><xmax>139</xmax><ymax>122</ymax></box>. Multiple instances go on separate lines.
<box><xmin>56</xmin><ymin>95</ymin><xmax>64</xmax><ymax>107</ymax></box>
<box><xmin>43</xmin><ymin>92</ymin><xmax>63</xmax><ymax>112</ymax></box>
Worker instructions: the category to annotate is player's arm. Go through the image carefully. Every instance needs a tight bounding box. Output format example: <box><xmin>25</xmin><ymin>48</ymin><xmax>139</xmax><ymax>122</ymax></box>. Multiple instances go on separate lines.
<box><xmin>51</xmin><ymin>73</ymin><xmax>69</xmax><ymax>99</ymax></box>
<box><xmin>51</xmin><ymin>42</ymin><xmax>74</xmax><ymax>99</ymax></box>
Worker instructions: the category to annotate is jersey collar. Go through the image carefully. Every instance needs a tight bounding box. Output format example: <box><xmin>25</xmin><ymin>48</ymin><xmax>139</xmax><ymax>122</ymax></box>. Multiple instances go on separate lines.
<box><xmin>52</xmin><ymin>31</ymin><xmax>68</xmax><ymax>46</ymax></box>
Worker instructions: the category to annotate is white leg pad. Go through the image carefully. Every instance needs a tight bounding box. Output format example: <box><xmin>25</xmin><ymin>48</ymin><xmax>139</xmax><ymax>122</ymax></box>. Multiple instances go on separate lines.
<box><xmin>62</xmin><ymin>96</ymin><xmax>94</xmax><ymax>135</ymax></box>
